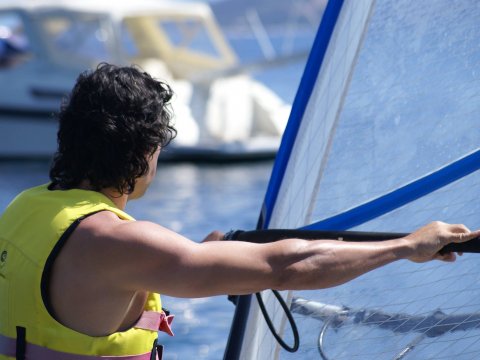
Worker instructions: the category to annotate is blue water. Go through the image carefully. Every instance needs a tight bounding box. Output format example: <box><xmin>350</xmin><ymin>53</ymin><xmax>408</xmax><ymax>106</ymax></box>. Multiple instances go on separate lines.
<box><xmin>0</xmin><ymin>31</ymin><xmax>315</xmax><ymax>359</ymax></box>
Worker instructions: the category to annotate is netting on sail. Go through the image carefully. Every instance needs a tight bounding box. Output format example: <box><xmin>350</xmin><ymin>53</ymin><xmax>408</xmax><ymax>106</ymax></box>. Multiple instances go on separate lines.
<box><xmin>286</xmin><ymin>177</ymin><xmax>480</xmax><ymax>359</ymax></box>
<box><xmin>235</xmin><ymin>0</ymin><xmax>480</xmax><ymax>359</ymax></box>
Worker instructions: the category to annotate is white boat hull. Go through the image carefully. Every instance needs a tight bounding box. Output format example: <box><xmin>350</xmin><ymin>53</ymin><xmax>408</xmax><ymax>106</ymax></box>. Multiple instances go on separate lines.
<box><xmin>0</xmin><ymin>0</ymin><xmax>291</xmax><ymax>162</ymax></box>
<box><xmin>0</xmin><ymin>112</ymin><xmax>58</xmax><ymax>159</ymax></box>
<box><xmin>0</xmin><ymin>112</ymin><xmax>279</xmax><ymax>162</ymax></box>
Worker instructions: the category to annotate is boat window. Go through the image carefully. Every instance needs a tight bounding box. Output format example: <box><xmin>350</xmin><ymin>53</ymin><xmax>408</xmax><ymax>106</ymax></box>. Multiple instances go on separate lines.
<box><xmin>0</xmin><ymin>11</ymin><xmax>31</xmax><ymax>69</ymax></box>
<box><xmin>39</xmin><ymin>13</ymin><xmax>115</xmax><ymax>64</ymax></box>
<box><xmin>158</xmin><ymin>18</ymin><xmax>221</xmax><ymax>58</ymax></box>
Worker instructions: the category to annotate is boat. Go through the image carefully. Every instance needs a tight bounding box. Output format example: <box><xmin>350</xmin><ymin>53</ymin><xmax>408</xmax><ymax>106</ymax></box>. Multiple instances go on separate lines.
<box><xmin>224</xmin><ymin>0</ymin><xmax>480</xmax><ymax>359</ymax></box>
<box><xmin>0</xmin><ymin>0</ymin><xmax>294</xmax><ymax>161</ymax></box>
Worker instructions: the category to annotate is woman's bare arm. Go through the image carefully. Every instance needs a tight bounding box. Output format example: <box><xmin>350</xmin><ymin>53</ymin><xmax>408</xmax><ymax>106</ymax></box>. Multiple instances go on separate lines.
<box><xmin>76</xmin><ymin>215</ymin><xmax>479</xmax><ymax>297</ymax></box>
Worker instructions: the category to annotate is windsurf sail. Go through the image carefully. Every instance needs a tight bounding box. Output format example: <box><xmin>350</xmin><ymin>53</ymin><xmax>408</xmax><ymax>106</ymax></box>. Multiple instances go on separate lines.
<box><xmin>224</xmin><ymin>0</ymin><xmax>480</xmax><ymax>359</ymax></box>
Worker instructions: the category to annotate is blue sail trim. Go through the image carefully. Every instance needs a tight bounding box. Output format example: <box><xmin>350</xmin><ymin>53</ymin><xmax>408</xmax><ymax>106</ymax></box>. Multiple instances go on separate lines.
<box><xmin>223</xmin><ymin>1</ymin><xmax>346</xmax><ymax>360</ymax></box>
<box><xmin>304</xmin><ymin>148</ymin><xmax>480</xmax><ymax>231</ymax></box>
<box><xmin>258</xmin><ymin>0</ymin><xmax>345</xmax><ymax>229</ymax></box>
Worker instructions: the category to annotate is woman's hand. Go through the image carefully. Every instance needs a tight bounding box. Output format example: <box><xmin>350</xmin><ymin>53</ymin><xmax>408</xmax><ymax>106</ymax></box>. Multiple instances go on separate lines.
<box><xmin>201</xmin><ymin>230</ymin><xmax>225</xmax><ymax>243</ymax></box>
<box><xmin>405</xmin><ymin>221</ymin><xmax>480</xmax><ymax>263</ymax></box>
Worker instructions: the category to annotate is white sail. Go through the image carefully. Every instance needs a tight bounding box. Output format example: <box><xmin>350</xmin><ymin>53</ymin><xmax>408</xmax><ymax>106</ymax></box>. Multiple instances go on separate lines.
<box><xmin>225</xmin><ymin>0</ymin><xmax>480</xmax><ymax>359</ymax></box>
<box><xmin>236</xmin><ymin>2</ymin><xmax>376</xmax><ymax>359</ymax></box>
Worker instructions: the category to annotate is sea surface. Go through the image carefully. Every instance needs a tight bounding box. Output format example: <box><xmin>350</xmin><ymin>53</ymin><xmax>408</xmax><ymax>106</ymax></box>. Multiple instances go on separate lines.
<box><xmin>0</xmin><ymin>31</ymin><xmax>316</xmax><ymax>359</ymax></box>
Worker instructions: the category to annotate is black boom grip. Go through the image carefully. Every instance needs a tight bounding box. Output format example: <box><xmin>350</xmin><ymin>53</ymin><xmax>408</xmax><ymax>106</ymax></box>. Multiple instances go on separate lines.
<box><xmin>225</xmin><ymin>229</ymin><xmax>480</xmax><ymax>254</ymax></box>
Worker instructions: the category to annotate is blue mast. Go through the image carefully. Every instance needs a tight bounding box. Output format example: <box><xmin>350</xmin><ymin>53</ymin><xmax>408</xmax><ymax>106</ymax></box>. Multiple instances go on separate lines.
<box><xmin>223</xmin><ymin>1</ymin><xmax>345</xmax><ymax>358</ymax></box>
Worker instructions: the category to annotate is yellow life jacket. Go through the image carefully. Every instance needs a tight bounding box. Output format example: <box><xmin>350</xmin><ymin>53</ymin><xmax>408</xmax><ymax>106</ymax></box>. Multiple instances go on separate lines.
<box><xmin>0</xmin><ymin>184</ymin><xmax>173</xmax><ymax>360</ymax></box>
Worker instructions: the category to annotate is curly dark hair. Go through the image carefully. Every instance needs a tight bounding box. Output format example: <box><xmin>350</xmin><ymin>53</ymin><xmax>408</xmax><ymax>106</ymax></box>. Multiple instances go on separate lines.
<box><xmin>49</xmin><ymin>63</ymin><xmax>176</xmax><ymax>194</ymax></box>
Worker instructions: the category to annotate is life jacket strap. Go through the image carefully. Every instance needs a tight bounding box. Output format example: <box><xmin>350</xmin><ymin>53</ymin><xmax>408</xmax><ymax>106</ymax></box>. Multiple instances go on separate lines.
<box><xmin>0</xmin><ymin>332</ymin><xmax>160</xmax><ymax>359</ymax></box>
<box><xmin>134</xmin><ymin>311</ymin><xmax>174</xmax><ymax>337</ymax></box>
<box><xmin>15</xmin><ymin>327</ymin><xmax>26</xmax><ymax>360</ymax></box>
<box><xmin>0</xmin><ymin>333</ymin><xmax>15</xmax><ymax>358</ymax></box>
<box><xmin>0</xmin><ymin>311</ymin><xmax>172</xmax><ymax>359</ymax></box>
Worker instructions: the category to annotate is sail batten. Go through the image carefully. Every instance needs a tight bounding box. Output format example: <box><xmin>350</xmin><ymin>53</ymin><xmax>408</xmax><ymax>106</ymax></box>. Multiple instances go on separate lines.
<box><xmin>307</xmin><ymin>148</ymin><xmax>480</xmax><ymax>231</ymax></box>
